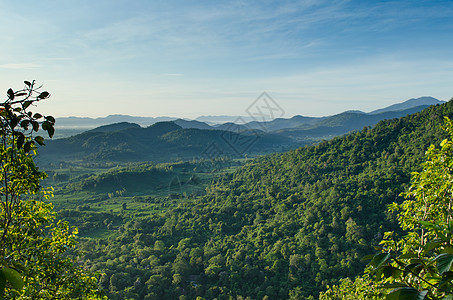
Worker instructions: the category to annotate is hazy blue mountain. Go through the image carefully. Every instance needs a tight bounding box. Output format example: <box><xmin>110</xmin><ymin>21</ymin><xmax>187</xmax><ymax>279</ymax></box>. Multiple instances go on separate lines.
<box><xmin>87</xmin><ymin>122</ymin><xmax>142</xmax><ymax>133</ymax></box>
<box><xmin>56</xmin><ymin>115</ymin><xmax>177</xmax><ymax>128</ymax></box>
<box><xmin>50</xmin><ymin>96</ymin><xmax>444</xmax><ymax>142</ymax></box>
<box><xmin>245</xmin><ymin>98</ymin><xmax>442</xmax><ymax>132</ymax></box>
<box><xmin>54</xmin><ymin>97</ymin><xmax>443</xmax><ymax>132</ymax></box>
<box><xmin>246</xmin><ymin>115</ymin><xmax>324</xmax><ymax>131</ymax></box>
<box><xmin>173</xmin><ymin>119</ymin><xmax>214</xmax><ymax>130</ymax></box>
<box><xmin>214</xmin><ymin>122</ymin><xmax>252</xmax><ymax>132</ymax></box>
<box><xmin>277</xmin><ymin>105</ymin><xmax>433</xmax><ymax>140</ymax></box>
<box><xmin>369</xmin><ymin>96</ymin><xmax>444</xmax><ymax>114</ymax></box>
<box><xmin>195</xmin><ymin>115</ymin><xmax>255</xmax><ymax>124</ymax></box>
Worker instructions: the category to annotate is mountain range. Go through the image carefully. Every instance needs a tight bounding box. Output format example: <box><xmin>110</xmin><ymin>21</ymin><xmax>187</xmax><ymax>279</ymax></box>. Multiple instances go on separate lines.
<box><xmin>39</xmin><ymin>97</ymin><xmax>446</xmax><ymax>165</ymax></box>
<box><xmin>55</xmin><ymin>97</ymin><xmax>444</xmax><ymax>131</ymax></box>
<box><xmin>38</xmin><ymin>121</ymin><xmax>293</xmax><ymax>165</ymax></box>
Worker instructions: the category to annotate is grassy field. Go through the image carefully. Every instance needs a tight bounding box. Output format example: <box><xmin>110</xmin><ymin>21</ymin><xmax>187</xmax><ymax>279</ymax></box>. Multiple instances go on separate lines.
<box><xmin>42</xmin><ymin>158</ymin><xmax>247</xmax><ymax>239</ymax></box>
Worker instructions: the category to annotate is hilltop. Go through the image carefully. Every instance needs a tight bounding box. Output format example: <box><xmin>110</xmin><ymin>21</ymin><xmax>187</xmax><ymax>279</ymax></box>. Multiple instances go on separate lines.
<box><xmin>38</xmin><ymin>121</ymin><xmax>293</xmax><ymax>164</ymax></box>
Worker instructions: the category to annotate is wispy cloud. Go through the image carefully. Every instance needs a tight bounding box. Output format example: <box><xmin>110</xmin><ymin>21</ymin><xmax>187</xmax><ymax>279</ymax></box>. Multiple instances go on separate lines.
<box><xmin>162</xmin><ymin>73</ymin><xmax>184</xmax><ymax>77</ymax></box>
<box><xmin>0</xmin><ymin>63</ymin><xmax>41</xmax><ymax>70</ymax></box>
<box><xmin>76</xmin><ymin>0</ymin><xmax>350</xmax><ymax>62</ymax></box>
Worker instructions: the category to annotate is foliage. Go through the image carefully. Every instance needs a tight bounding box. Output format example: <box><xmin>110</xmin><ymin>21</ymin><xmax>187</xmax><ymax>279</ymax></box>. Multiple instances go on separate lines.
<box><xmin>49</xmin><ymin>99</ymin><xmax>452</xmax><ymax>299</ymax></box>
<box><xmin>0</xmin><ymin>82</ymin><xmax>103</xmax><ymax>299</ymax></box>
<box><xmin>319</xmin><ymin>273</ymin><xmax>382</xmax><ymax>299</ymax></box>
<box><xmin>321</xmin><ymin>114</ymin><xmax>453</xmax><ymax>299</ymax></box>
<box><xmin>363</xmin><ymin>116</ymin><xmax>453</xmax><ymax>299</ymax></box>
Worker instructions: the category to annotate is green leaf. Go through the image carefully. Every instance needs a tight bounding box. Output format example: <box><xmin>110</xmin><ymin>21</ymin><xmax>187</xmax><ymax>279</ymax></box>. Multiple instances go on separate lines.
<box><xmin>419</xmin><ymin>220</ymin><xmax>436</xmax><ymax>228</ymax></box>
<box><xmin>398</xmin><ymin>253</ymin><xmax>418</xmax><ymax>260</ymax></box>
<box><xmin>33</xmin><ymin>113</ymin><xmax>42</xmax><ymax>119</ymax></box>
<box><xmin>7</xmin><ymin>88</ymin><xmax>14</xmax><ymax>100</ymax></box>
<box><xmin>371</xmin><ymin>252</ymin><xmax>391</xmax><ymax>269</ymax></box>
<box><xmin>42</xmin><ymin>120</ymin><xmax>51</xmax><ymax>131</ymax></box>
<box><xmin>438</xmin><ymin>271</ymin><xmax>453</xmax><ymax>288</ymax></box>
<box><xmin>442</xmin><ymin>247</ymin><xmax>453</xmax><ymax>255</ymax></box>
<box><xmin>386</xmin><ymin>287</ymin><xmax>427</xmax><ymax>300</ymax></box>
<box><xmin>379</xmin><ymin>282</ymin><xmax>409</xmax><ymax>289</ymax></box>
<box><xmin>24</xmin><ymin>141</ymin><xmax>32</xmax><ymax>153</ymax></box>
<box><xmin>362</xmin><ymin>254</ymin><xmax>375</xmax><ymax>261</ymax></box>
<box><xmin>22</xmin><ymin>101</ymin><xmax>32</xmax><ymax>109</ymax></box>
<box><xmin>34</xmin><ymin>136</ymin><xmax>45</xmax><ymax>146</ymax></box>
<box><xmin>405</xmin><ymin>263</ymin><xmax>423</xmax><ymax>275</ymax></box>
<box><xmin>47</xmin><ymin>126</ymin><xmax>55</xmax><ymax>138</ymax></box>
<box><xmin>425</xmin><ymin>239</ymin><xmax>444</xmax><ymax>252</ymax></box>
<box><xmin>24</xmin><ymin>80</ymin><xmax>31</xmax><ymax>87</ymax></box>
<box><xmin>9</xmin><ymin>117</ymin><xmax>18</xmax><ymax>129</ymax></box>
<box><xmin>45</xmin><ymin>115</ymin><xmax>55</xmax><ymax>123</ymax></box>
<box><xmin>32</xmin><ymin>121</ymin><xmax>39</xmax><ymax>132</ymax></box>
<box><xmin>1</xmin><ymin>268</ymin><xmax>24</xmax><ymax>291</ymax></box>
<box><xmin>20</xmin><ymin>120</ymin><xmax>29</xmax><ymax>130</ymax></box>
<box><xmin>17</xmin><ymin>133</ymin><xmax>25</xmax><ymax>149</ymax></box>
<box><xmin>15</xmin><ymin>92</ymin><xmax>26</xmax><ymax>97</ymax></box>
<box><xmin>37</xmin><ymin>91</ymin><xmax>50</xmax><ymax>99</ymax></box>
<box><xmin>41</xmin><ymin>120</ymin><xmax>56</xmax><ymax>138</ymax></box>
<box><xmin>437</xmin><ymin>253</ymin><xmax>453</xmax><ymax>274</ymax></box>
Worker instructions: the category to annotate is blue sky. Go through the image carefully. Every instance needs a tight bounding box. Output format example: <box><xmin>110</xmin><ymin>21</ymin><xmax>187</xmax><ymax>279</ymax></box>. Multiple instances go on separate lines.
<box><xmin>1</xmin><ymin>0</ymin><xmax>453</xmax><ymax>118</ymax></box>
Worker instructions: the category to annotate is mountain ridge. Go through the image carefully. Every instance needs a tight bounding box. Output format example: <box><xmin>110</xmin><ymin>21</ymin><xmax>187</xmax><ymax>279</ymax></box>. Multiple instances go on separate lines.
<box><xmin>54</xmin><ymin>96</ymin><xmax>443</xmax><ymax>131</ymax></box>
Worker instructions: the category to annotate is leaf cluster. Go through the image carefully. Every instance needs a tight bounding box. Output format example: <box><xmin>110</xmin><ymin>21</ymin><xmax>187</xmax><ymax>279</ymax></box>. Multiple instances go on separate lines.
<box><xmin>0</xmin><ymin>83</ymin><xmax>103</xmax><ymax>299</ymax></box>
<box><xmin>1</xmin><ymin>80</ymin><xmax>55</xmax><ymax>152</ymax></box>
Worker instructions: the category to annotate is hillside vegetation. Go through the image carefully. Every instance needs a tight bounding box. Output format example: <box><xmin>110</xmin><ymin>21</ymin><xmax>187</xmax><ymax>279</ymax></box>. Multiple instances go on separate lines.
<box><xmin>39</xmin><ymin>122</ymin><xmax>293</xmax><ymax>164</ymax></box>
<box><xmin>51</xmin><ymin>101</ymin><xmax>453</xmax><ymax>299</ymax></box>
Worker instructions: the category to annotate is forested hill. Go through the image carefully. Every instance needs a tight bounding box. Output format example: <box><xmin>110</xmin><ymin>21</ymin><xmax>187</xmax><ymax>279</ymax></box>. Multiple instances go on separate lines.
<box><xmin>81</xmin><ymin>101</ymin><xmax>453</xmax><ymax>299</ymax></box>
<box><xmin>38</xmin><ymin>121</ymin><xmax>293</xmax><ymax>164</ymax></box>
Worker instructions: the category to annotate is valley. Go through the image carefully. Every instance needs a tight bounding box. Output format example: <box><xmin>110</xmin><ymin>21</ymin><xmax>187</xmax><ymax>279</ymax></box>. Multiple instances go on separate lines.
<box><xmin>36</xmin><ymin>97</ymin><xmax>451</xmax><ymax>299</ymax></box>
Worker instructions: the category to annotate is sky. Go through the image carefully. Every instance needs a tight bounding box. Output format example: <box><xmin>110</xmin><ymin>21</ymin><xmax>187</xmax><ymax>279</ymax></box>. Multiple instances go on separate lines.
<box><xmin>0</xmin><ymin>0</ymin><xmax>453</xmax><ymax>119</ymax></box>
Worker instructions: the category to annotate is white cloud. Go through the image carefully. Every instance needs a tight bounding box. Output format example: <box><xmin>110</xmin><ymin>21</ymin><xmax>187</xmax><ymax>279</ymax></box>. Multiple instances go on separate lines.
<box><xmin>0</xmin><ymin>64</ymin><xmax>42</xmax><ymax>70</ymax></box>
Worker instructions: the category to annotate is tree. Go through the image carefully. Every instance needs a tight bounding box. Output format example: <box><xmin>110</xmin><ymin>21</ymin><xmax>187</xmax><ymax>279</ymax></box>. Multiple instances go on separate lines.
<box><xmin>0</xmin><ymin>81</ymin><xmax>104</xmax><ymax>299</ymax></box>
<box><xmin>320</xmin><ymin>116</ymin><xmax>453</xmax><ymax>299</ymax></box>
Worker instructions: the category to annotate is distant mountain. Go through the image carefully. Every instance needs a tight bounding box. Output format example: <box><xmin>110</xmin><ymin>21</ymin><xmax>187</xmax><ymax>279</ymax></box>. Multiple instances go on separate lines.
<box><xmin>38</xmin><ymin>121</ymin><xmax>294</xmax><ymax>165</ymax></box>
<box><xmin>369</xmin><ymin>96</ymin><xmax>444</xmax><ymax>114</ymax></box>
<box><xmin>50</xmin><ymin>96</ymin><xmax>445</xmax><ymax>141</ymax></box>
<box><xmin>214</xmin><ymin>122</ymin><xmax>252</xmax><ymax>132</ymax></box>
<box><xmin>195</xmin><ymin>115</ymin><xmax>255</xmax><ymax>124</ymax></box>
<box><xmin>246</xmin><ymin>115</ymin><xmax>324</xmax><ymax>131</ymax></box>
<box><xmin>277</xmin><ymin>105</ymin><xmax>435</xmax><ymax>140</ymax></box>
<box><xmin>56</xmin><ymin>115</ymin><xmax>177</xmax><ymax>128</ymax></box>
<box><xmin>87</xmin><ymin>122</ymin><xmax>142</xmax><ymax>133</ymax></box>
<box><xmin>173</xmin><ymin>119</ymin><xmax>214</xmax><ymax>130</ymax></box>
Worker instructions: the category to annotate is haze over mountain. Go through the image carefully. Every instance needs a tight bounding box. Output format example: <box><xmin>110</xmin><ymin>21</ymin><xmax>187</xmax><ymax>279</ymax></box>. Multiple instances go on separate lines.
<box><xmin>55</xmin><ymin>115</ymin><xmax>177</xmax><ymax>128</ymax></box>
<box><xmin>369</xmin><ymin>96</ymin><xmax>444</xmax><ymax>114</ymax></box>
<box><xmin>54</xmin><ymin>97</ymin><xmax>443</xmax><ymax>134</ymax></box>
<box><xmin>195</xmin><ymin>115</ymin><xmax>255</xmax><ymax>124</ymax></box>
<box><xmin>275</xmin><ymin>105</ymin><xmax>440</xmax><ymax>141</ymax></box>
<box><xmin>40</xmin><ymin>97</ymin><xmax>447</xmax><ymax>166</ymax></box>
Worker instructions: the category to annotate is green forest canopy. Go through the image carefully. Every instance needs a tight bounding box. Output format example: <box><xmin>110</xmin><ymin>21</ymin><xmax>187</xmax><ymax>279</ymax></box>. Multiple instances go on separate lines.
<box><xmin>65</xmin><ymin>100</ymin><xmax>453</xmax><ymax>299</ymax></box>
